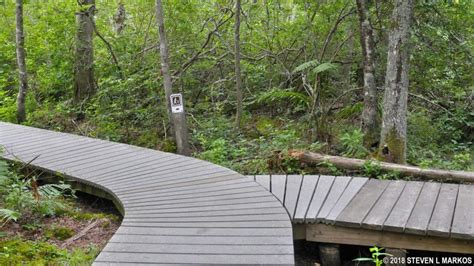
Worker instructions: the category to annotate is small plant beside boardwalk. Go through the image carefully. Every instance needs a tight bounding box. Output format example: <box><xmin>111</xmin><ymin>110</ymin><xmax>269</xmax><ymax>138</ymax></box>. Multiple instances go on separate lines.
<box><xmin>0</xmin><ymin>159</ymin><xmax>121</xmax><ymax>264</ymax></box>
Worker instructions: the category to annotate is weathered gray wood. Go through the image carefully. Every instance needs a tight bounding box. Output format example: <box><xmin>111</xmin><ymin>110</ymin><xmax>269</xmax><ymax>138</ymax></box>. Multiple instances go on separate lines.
<box><xmin>123</xmin><ymin>195</ymin><xmax>278</xmax><ymax>211</ymax></box>
<box><xmin>125</xmin><ymin>201</ymin><xmax>284</xmax><ymax>215</ymax></box>
<box><xmin>109</xmin><ymin>234</ymin><xmax>293</xmax><ymax>245</ymax></box>
<box><xmin>362</xmin><ymin>180</ymin><xmax>406</xmax><ymax>230</ymax></box>
<box><xmin>112</xmin><ymin>174</ymin><xmax>240</xmax><ymax>196</ymax></box>
<box><xmin>404</xmin><ymin>182</ymin><xmax>441</xmax><ymax>235</ymax></box>
<box><xmin>118</xmin><ymin>179</ymin><xmax>253</xmax><ymax>201</ymax></box>
<box><xmin>0</xmin><ymin>122</ymin><xmax>295</xmax><ymax>265</ymax></box>
<box><xmin>427</xmin><ymin>183</ymin><xmax>458</xmax><ymax>237</ymax></box>
<box><xmin>293</xmin><ymin>175</ymin><xmax>319</xmax><ymax>222</ymax></box>
<box><xmin>102</xmin><ymin>162</ymin><xmax>228</xmax><ymax>189</ymax></box>
<box><xmin>116</xmin><ymin>226</ymin><xmax>292</xmax><ymax>236</ymax></box>
<box><xmin>124</xmin><ymin>191</ymin><xmax>272</xmax><ymax>208</ymax></box>
<box><xmin>120</xmin><ymin>220</ymin><xmax>290</xmax><ymax>228</ymax></box>
<box><xmin>102</xmin><ymin>242</ymin><xmax>294</xmax><ymax>254</ymax></box>
<box><xmin>451</xmin><ymin>184</ymin><xmax>474</xmax><ymax>239</ymax></box>
<box><xmin>305</xmin><ymin>175</ymin><xmax>335</xmax><ymax>221</ymax></box>
<box><xmin>335</xmin><ymin>179</ymin><xmax>389</xmax><ymax>227</ymax></box>
<box><xmin>255</xmin><ymin>175</ymin><xmax>271</xmax><ymax>191</ymax></box>
<box><xmin>123</xmin><ymin>213</ymin><xmax>289</xmax><ymax>222</ymax></box>
<box><xmin>271</xmin><ymin>175</ymin><xmax>287</xmax><ymax>203</ymax></box>
<box><xmin>316</xmin><ymin>176</ymin><xmax>351</xmax><ymax>222</ymax></box>
<box><xmin>125</xmin><ymin>207</ymin><xmax>286</xmax><ymax>218</ymax></box>
<box><xmin>284</xmin><ymin>175</ymin><xmax>303</xmax><ymax>218</ymax></box>
<box><xmin>319</xmin><ymin>244</ymin><xmax>341</xmax><ymax>266</ymax></box>
<box><xmin>94</xmin><ymin>252</ymin><xmax>295</xmax><ymax>265</ymax></box>
<box><xmin>123</xmin><ymin>185</ymin><xmax>261</xmax><ymax>205</ymax></box>
<box><xmin>383</xmin><ymin>181</ymin><xmax>424</xmax><ymax>232</ymax></box>
<box><xmin>325</xmin><ymin>177</ymin><xmax>368</xmax><ymax>223</ymax></box>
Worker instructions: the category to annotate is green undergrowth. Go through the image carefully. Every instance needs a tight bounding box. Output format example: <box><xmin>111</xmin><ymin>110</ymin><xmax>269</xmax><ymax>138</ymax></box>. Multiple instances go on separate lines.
<box><xmin>0</xmin><ymin>159</ymin><xmax>120</xmax><ymax>264</ymax></box>
<box><xmin>0</xmin><ymin>238</ymin><xmax>98</xmax><ymax>264</ymax></box>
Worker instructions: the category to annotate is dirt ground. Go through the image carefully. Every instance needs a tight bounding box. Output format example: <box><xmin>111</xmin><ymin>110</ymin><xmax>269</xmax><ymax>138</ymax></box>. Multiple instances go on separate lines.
<box><xmin>2</xmin><ymin>191</ymin><xmax>121</xmax><ymax>252</ymax></box>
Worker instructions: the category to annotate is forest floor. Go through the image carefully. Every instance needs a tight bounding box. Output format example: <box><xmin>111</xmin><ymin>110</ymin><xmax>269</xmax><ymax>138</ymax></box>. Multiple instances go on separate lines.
<box><xmin>0</xmin><ymin>192</ymin><xmax>121</xmax><ymax>264</ymax></box>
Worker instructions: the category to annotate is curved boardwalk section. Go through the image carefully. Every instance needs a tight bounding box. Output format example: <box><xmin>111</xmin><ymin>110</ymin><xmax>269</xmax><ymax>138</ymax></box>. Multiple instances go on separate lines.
<box><xmin>0</xmin><ymin>122</ymin><xmax>295</xmax><ymax>265</ymax></box>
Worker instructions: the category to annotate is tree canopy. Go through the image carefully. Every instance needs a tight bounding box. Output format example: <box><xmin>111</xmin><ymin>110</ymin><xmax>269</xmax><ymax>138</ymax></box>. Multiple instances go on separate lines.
<box><xmin>0</xmin><ymin>0</ymin><xmax>472</xmax><ymax>173</ymax></box>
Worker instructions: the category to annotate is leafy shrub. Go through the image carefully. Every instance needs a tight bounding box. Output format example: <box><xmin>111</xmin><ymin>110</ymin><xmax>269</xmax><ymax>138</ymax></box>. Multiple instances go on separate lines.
<box><xmin>0</xmin><ymin>160</ymin><xmax>74</xmax><ymax>224</ymax></box>
<box><xmin>0</xmin><ymin>209</ymin><xmax>20</xmax><ymax>227</ymax></box>
<box><xmin>339</xmin><ymin>129</ymin><xmax>367</xmax><ymax>158</ymax></box>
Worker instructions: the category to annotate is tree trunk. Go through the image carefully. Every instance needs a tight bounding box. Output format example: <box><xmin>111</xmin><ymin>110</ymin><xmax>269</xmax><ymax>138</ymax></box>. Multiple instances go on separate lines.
<box><xmin>73</xmin><ymin>0</ymin><xmax>96</xmax><ymax>104</ymax></box>
<box><xmin>379</xmin><ymin>0</ymin><xmax>413</xmax><ymax>164</ymax></box>
<box><xmin>113</xmin><ymin>3</ymin><xmax>126</xmax><ymax>35</ymax></box>
<box><xmin>288</xmin><ymin>151</ymin><xmax>474</xmax><ymax>183</ymax></box>
<box><xmin>356</xmin><ymin>0</ymin><xmax>379</xmax><ymax>150</ymax></box>
<box><xmin>234</xmin><ymin>0</ymin><xmax>243</xmax><ymax>129</ymax></box>
<box><xmin>15</xmin><ymin>0</ymin><xmax>27</xmax><ymax>123</ymax></box>
<box><xmin>155</xmin><ymin>0</ymin><xmax>190</xmax><ymax>156</ymax></box>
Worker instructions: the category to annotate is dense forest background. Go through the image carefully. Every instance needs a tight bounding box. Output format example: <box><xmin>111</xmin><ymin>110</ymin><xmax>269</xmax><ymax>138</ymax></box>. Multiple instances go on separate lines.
<box><xmin>0</xmin><ymin>0</ymin><xmax>472</xmax><ymax>174</ymax></box>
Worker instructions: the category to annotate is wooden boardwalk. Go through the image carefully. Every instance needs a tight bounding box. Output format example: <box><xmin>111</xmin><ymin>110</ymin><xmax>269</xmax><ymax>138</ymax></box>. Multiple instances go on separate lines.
<box><xmin>1</xmin><ymin>122</ymin><xmax>473</xmax><ymax>264</ymax></box>
<box><xmin>0</xmin><ymin>122</ymin><xmax>294</xmax><ymax>265</ymax></box>
<box><xmin>249</xmin><ymin>175</ymin><xmax>474</xmax><ymax>240</ymax></box>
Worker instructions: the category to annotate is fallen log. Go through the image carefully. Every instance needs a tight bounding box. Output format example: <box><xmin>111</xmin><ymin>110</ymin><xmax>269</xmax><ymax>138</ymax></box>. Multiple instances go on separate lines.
<box><xmin>61</xmin><ymin>219</ymin><xmax>101</xmax><ymax>248</ymax></box>
<box><xmin>288</xmin><ymin>150</ymin><xmax>474</xmax><ymax>183</ymax></box>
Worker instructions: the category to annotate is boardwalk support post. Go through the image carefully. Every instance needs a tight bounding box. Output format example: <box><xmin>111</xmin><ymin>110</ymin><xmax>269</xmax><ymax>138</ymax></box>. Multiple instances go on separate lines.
<box><xmin>319</xmin><ymin>243</ymin><xmax>341</xmax><ymax>266</ymax></box>
<box><xmin>385</xmin><ymin>248</ymin><xmax>406</xmax><ymax>266</ymax></box>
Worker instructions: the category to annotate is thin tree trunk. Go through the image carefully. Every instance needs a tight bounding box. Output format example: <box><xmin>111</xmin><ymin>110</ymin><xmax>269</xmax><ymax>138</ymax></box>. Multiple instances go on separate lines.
<box><xmin>234</xmin><ymin>0</ymin><xmax>243</xmax><ymax>129</ymax></box>
<box><xmin>113</xmin><ymin>3</ymin><xmax>126</xmax><ymax>35</ymax></box>
<box><xmin>15</xmin><ymin>0</ymin><xmax>27</xmax><ymax>123</ymax></box>
<box><xmin>73</xmin><ymin>0</ymin><xmax>96</xmax><ymax>104</ymax></box>
<box><xmin>156</xmin><ymin>0</ymin><xmax>190</xmax><ymax>156</ymax></box>
<box><xmin>356</xmin><ymin>0</ymin><xmax>379</xmax><ymax>149</ymax></box>
<box><xmin>379</xmin><ymin>0</ymin><xmax>413</xmax><ymax>164</ymax></box>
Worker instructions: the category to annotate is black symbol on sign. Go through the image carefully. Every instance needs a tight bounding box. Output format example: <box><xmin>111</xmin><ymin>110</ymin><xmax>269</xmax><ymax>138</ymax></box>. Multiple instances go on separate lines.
<box><xmin>172</xmin><ymin>96</ymin><xmax>181</xmax><ymax>106</ymax></box>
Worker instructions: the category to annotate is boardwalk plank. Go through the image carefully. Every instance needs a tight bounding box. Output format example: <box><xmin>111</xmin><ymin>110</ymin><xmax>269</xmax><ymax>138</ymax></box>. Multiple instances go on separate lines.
<box><xmin>116</xmin><ymin>226</ymin><xmax>293</xmax><ymax>236</ymax></box>
<box><xmin>284</xmin><ymin>175</ymin><xmax>303</xmax><ymax>218</ymax></box>
<box><xmin>362</xmin><ymin>180</ymin><xmax>406</xmax><ymax>230</ymax></box>
<box><xmin>94</xmin><ymin>252</ymin><xmax>295</xmax><ymax>265</ymax></box>
<box><xmin>383</xmin><ymin>181</ymin><xmax>424</xmax><ymax>232</ymax></box>
<box><xmin>316</xmin><ymin>176</ymin><xmax>351</xmax><ymax>222</ymax></box>
<box><xmin>325</xmin><ymin>177</ymin><xmax>368</xmax><ymax>223</ymax></box>
<box><xmin>405</xmin><ymin>182</ymin><xmax>441</xmax><ymax>235</ymax></box>
<box><xmin>255</xmin><ymin>175</ymin><xmax>271</xmax><ymax>191</ymax></box>
<box><xmin>305</xmin><ymin>175</ymin><xmax>335</xmax><ymax>221</ymax></box>
<box><xmin>451</xmin><ymin>184</ymin><xmax>474</xmax><ymax>239</ymax></box>
<box><xmin>334</xmin><ymin>179</ymin><xmax>389</xmax><ymax>227</ymax></box>
<box><xmin>102</xmin><ymin>242</ymin><xmax>294</xmax><ymax>255</ymax></box>
<box><xmin>293</xmin><ymin>175</ymin><xmax>319</xmax><ymax>222</ymax></box>
<box><xmin>123</xmin><ymin>213</ymin><xmax>289</xmax><ymax>222</ymax></box>
<box><xmin>427</xmin><ymin>183</ymin><xmax>459</xmax><ymax>237</ymax></box>
<box><xmin>271</xmin><ymin>175</ymin><xmax>287</xmax><ymax>203</ymax></box>
<box><xmin>120</xmin><ymin>220</ymin><xmax>291</xmax><ymax>228</ymax></box>
<box><xmin>109</xmin><ymin>234</ymin><xmax>293</xmax><ymax>245</ymax></box>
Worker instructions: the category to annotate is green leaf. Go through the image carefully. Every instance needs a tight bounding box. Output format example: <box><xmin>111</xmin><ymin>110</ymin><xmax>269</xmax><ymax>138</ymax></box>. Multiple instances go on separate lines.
<box><xmin>311</xmin><ymin>62</ymin><xmax>338</xmax><ymax>74</ymax></box>
<box><xmin>293</xmin><ymin>60</ymin><xmax>319</xmax><ymax>73</ymax></box>
<box><xmin>353</xmin><ymin>258</ymin><xmax>375</xmax><ymax>262</ymax></box>
<box><xmin>0</xmin><ymin>208</ymin><xmax>20</xmax><ymax>223</ymax></box>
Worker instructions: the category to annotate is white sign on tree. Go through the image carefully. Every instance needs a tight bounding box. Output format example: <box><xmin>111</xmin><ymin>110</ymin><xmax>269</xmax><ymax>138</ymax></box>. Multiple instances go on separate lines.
<box><xmin>170</xmin><ymin>93</ymin><xmax>184</xmax><ymax>113</ymax></box>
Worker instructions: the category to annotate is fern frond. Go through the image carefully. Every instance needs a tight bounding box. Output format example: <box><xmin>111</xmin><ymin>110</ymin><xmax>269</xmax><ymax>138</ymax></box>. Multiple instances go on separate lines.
<box><xmin>256</xmin><ymin>88</ymin><xmax>310</xmax><ymax>107</ymax></box>
<box><xmin>311</xmin><ymin>62</ymin><xmax>338</xmax><ymax>74</ymax></box>
<box><xmin>293</xmin><ymin>60</ymin><xmax>319</xmax><ymax>73</ymax></box>
<box><xmin>39</xmin><ymin>183</ymin><xmax>75</xmax><ymax>198</ymax></box>
<box><xmin>0</xmin><ymin>208</ymin><xmax>20</xmax><ymax>224</ymax></box>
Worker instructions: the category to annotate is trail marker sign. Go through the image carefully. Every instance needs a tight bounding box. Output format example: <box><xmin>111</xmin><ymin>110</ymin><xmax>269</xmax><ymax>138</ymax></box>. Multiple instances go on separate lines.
<box><xmin>170</xmin><ymin>93</ymin><xmax>184</xmax><ymax>113</ymax></box>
